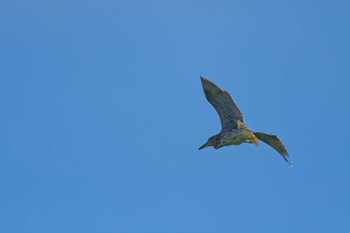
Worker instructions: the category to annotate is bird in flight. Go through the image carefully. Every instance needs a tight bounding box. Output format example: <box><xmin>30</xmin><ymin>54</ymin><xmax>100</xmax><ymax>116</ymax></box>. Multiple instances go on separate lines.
<box><xmin>199</xmin><ymin>77</ymin><xmax>291</xmax><ymax>166</ymax></box>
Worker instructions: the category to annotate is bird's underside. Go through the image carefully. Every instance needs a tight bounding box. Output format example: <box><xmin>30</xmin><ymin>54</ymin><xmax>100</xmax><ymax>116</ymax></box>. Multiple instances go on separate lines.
<box><xmin>199</xmin><ymin>76</ymin><xmax>291</xmax><ymax>166</ymax></box>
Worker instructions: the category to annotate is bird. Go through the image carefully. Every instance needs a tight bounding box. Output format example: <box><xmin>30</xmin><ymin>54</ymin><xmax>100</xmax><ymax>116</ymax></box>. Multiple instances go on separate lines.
<box><xmin>199</xmin><ymin>76</ymin><xmax>291</xmax><ymax>166</ymax></box>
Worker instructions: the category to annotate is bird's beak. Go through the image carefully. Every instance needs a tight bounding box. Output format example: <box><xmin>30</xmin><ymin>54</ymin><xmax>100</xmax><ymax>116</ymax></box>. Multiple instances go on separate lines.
<box><xmin>199</xmin><ymin>142</ymin><xmax>210</xmax><ymax>150</ymax></box>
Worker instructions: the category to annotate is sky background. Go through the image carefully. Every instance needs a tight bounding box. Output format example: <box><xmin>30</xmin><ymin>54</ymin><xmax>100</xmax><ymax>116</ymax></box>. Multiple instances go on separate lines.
<box><xmin>1</xmin><ymin>0</ymin><xmax>350</xmax><ymax>232</ymax></box>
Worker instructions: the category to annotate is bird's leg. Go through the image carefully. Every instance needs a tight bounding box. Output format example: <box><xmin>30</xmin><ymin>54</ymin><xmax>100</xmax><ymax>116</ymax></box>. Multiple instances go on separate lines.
<box><xmin>241</xmin><ymin>127</ymin><xmax>259</xmax><ymax>146</ymax></box>
<box><xmin>249</xmin><ymin>137</ymin><xmax>259</xmax><ymax>146</ymax></box>
<box><xmin>247</xmin><ymin>132</ymin><xmax>259</xmax><ymax>146</ymax></box>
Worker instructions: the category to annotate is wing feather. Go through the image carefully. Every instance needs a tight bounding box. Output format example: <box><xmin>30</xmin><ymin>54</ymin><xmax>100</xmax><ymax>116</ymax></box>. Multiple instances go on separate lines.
<box><xmin>254</xmin><ymin>132</ymin><xmax>291</xmax><ymax>166</ymax></box>
<box><xmin>200</xmin><ymin>77</ymin><xmax>244</xmax><ymax>132</ymax></box>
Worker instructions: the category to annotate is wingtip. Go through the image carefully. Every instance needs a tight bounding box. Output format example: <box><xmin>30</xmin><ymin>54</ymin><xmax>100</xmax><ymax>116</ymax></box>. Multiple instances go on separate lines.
<box><xmin>281</xmin><ymin>151</ymin><xmax>292</xmax><ymax>167</ymax></box>
<box><xmin>200</xmin><ymin>76</ymin><xmax>209</xmax><ymax>86</ymax></box>
<box><xmin>282</xmin><ymin>154</ymin><xmax>292</xmax><ymax>167</ymax></box>
<box><xmin>200</xmin><ymin>77</ymin><xmax>214</xmax><ymax>87</ymax></box>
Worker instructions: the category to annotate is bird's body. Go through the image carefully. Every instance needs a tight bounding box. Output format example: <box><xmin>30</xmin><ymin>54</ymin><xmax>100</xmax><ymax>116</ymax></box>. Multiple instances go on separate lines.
<box><xmin>204</xmin><ymin>122</ymin><xmax>258</xmax><ymax>149</ymax></box>
<box><xmin>199</xmin><ymin>77</ymin><xmax>291</xmax><ymax>166</ymax></box>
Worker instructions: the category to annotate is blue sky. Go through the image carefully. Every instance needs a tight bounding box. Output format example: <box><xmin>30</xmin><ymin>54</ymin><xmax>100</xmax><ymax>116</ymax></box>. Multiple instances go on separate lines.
<box><xmin>1</xmin><ymin>0</ymin><xmax>349</xmax><ymax>232</ymax></box>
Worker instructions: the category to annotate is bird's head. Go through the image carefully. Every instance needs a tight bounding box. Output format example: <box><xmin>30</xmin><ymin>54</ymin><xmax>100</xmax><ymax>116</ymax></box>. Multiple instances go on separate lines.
<box><xmin>198</xmin><ymin>135</ymin><xmax>217</xmax><ymax>150</ymax></box>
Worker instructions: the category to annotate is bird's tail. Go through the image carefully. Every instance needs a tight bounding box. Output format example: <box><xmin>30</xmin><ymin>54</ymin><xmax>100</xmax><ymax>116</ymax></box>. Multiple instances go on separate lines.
<box><xmin>254</xmin><ymin>132</ymin><xmax>292</xmax><ymax>167</ymax></box>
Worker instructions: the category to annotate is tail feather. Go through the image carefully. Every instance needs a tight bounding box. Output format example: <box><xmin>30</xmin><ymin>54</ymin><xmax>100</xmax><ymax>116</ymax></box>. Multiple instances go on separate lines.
<box><xmin>254</xmin><ymin>132</ymin><xmax>292</xmax><ymax>167</ymax></box>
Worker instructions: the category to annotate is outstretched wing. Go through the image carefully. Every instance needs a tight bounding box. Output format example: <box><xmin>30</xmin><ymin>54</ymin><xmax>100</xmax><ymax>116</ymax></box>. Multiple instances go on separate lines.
<box><xmin>200</xmin><ymin>77</ymin><xmax>244</xmax><ymax>132</ymax></box>
<box><xmin>254</xmin><ymin>132</ymin><xmax>291</xmax><ymax>166</ymax></box>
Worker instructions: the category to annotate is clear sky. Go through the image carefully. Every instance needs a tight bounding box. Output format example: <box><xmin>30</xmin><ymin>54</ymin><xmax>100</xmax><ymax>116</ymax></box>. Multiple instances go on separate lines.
<box><xmin>1</xmin><ymin>0</ymin><xmax>349</xmax><ymax>232</ymax></box>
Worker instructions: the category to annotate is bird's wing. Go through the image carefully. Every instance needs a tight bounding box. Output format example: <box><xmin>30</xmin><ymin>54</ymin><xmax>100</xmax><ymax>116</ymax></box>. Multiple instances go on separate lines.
<box><xmin>201</xmin><ymin>77</ymin><xmax>244</xmax><ymax>132</ymax></box>
<box><xmin>254</xmin><ymin>132</ymin><xmax>291</xmax><ymax>166</ymax></box>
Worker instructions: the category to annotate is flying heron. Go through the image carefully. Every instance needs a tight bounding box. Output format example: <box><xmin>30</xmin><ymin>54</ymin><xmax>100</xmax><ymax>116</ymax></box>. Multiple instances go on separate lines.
<box><xmin>199</xmin><ymin>77</ymin><xmax>291</xmax><ymax>166</ymax></box>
